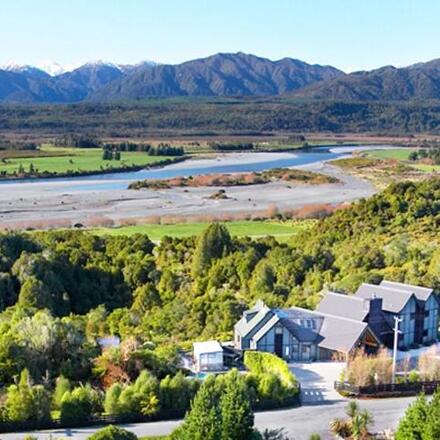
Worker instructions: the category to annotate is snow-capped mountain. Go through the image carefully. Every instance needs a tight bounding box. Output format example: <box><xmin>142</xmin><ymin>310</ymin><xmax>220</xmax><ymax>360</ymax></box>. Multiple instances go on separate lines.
<box><xmin>36</xmin><ymin>60</ymin><xmax>78</xmax><ymax>76</ymax></box>
<box><xmin>1</xmin><ymin>63</ymin><xmax>50</xmax><ymax>79</ymax></box>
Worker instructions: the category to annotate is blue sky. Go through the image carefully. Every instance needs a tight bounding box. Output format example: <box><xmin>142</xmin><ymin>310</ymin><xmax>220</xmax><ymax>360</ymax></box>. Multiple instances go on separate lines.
<box><xmin>1</xmin><ymin>0</ymin><xmax>438</xmax><ymax>72</ymax></box>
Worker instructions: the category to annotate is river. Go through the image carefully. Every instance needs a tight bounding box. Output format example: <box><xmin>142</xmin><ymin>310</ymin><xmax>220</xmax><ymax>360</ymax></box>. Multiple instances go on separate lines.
<box><xmin>0</xmin><ymin>145</ymin><xmax>391</xmax><ymax>192</ymax></box>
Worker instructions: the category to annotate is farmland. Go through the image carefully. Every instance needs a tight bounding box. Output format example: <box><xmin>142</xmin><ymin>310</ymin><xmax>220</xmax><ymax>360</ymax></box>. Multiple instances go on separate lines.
<box><xmin>0</xmin><ymin>146</ymin><xmax>174</xmax><ymax>177</ymax></box>
<box><xmin>94</xmin><ymin>220</ymin><xmax>314</xmax><ymax>241</ymax></box>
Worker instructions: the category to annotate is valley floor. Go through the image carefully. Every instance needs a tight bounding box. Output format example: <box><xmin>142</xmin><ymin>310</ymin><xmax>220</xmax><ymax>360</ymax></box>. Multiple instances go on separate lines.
<box><xmin>0</xmin><ymin>162</ymin><xmax>375</xmax><ymax>230</ymax></box>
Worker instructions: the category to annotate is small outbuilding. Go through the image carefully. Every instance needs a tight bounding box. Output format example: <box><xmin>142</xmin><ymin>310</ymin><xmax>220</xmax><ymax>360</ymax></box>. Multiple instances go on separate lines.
<box><xmin>193</xmin><ymin>340</ymin><xmax>224</xmax><ymax>372</ymax></box>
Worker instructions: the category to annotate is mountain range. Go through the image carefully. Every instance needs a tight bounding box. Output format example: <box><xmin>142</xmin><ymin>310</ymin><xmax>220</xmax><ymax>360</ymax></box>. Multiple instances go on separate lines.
<box><xmin>2</xmin><ymin>52</ymin><xmax>440</xmax><ymax>103</ymax></box>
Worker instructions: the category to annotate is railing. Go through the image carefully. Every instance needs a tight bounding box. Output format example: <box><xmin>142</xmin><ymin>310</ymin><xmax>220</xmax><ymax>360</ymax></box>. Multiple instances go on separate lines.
<box><xmin>0</xmin><ymin>410</ymin><xmax>186</xmax><ymax>434</ymax></box>
<box><xmin>335</xmin><ymin>380</ymin><xmax>440</xmax><ymax>397</ymax></box>
<box><xmin>0</xmin><ymin>387</ymin><xmax>301</xmax><ymax>434</ymax></box>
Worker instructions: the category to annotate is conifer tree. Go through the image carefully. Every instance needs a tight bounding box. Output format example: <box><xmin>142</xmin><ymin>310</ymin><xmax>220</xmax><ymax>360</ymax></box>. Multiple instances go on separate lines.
<box><xmin>176</xmin><ymin>375</ymin><xmax>221</xmax><ymax>440</ymax></box>
<box><xmin>53</xmin><ymin>375</ymin><xmax>71</xmax><ymax>410</ymax></box>
<box><xmin>192</xmin><ymin>223</ymin><xmax>232</xmax><ymax>278</ymax></box>
<box><xmin>395</xmin><ymin>393</ymin><xmax>429</xmax><ymax>440</ymax></box>
<box><xmin>220</xmin><ymin>369</ymin><xmax>254</xmax><ymax>440</ymax></box>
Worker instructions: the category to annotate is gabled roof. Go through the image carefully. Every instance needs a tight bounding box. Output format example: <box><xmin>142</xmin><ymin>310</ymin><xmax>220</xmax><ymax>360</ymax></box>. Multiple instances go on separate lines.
<box><xmin>316</xmin><ymin>291</ymin><xmax>369</xmax><ymax>321</ymax></box>
<box><xmin>274</xmin><ymin>307</ymin><xmax>324</xmax><ymax>343</ymax></box>
<box><xmin>379</xmin><ymin>280</ymin><xmax>433</xmax><ymax>302</ymax></box>
<box><xmin>316</xmin><ymin>312</ymin><xmax>371</xmax><ymax>353</ymax></box>
<box><xmin>355</xmin><ymin>283</ymin><xmax>415</xmax><ymax>313</ymax></box>
<box><xmin>286</xmin><ymin>306</ymin><xmax>373</xmax><ymax>353</ymax></box>
<box><xmin>252</xmin><ymin>314</ymin><xmax>280</xmax><ymax>343</ymax></box>
<box><xmin>234</xmin><ymin>305</ymin><xmax>272</xmax><ymax>338</ymax></box>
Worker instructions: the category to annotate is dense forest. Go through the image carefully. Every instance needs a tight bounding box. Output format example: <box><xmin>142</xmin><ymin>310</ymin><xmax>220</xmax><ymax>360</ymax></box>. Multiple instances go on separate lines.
<box><xmin>0</xmin><ymin>178</ymin><xmax>440</xmax><ymax>425</ymax></box>
<box><xmin>2</xmin><ymin>98</ymin><xmax>440</xmax><ymax>136</ymax></box>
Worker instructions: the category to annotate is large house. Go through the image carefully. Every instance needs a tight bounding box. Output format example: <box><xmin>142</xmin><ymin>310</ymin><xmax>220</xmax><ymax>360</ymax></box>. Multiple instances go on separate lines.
<box><xmin>234</xmin><ymin>280</ymin><xmax>439</xmax><ymax>361</ymax></box>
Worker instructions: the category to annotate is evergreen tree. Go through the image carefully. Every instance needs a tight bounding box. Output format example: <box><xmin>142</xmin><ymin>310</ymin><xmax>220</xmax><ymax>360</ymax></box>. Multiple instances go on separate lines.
<box><xmin>104</xmin><ymin>383</ymin><xmax>123</xmax><ymax>415</ymax></box>
<box><xmin>53</xmin><ymin>375</ymin><xmax>71</xmax><ymax>410</ymax></box>
<box><xmin>17</xmin><ymin>276</ymin><xmax>52</xmax><ymax>310</ymax></box>
<box><xmin>425</xmin><ymin>389</ymin><xmax>440</xmax><ymax>440</ymax></box>
<box><xmin>219</xmin><ymin>369</ymin><xmax>254</xmax><ymax>440</ymax></box>
<box><xmin>4</xmin><ymin>369</ymin><xmax>50</xmax><ymax>422</ymax></box>
<box><xmin>395</xmin><ymin>393</ymin><xmax>429</xmax><ymax>440</ymax></box>
<box><xmin>192</xmin><ymin>223</ymin><xmax>232</xmax><ymax>277</ymax></box>
<box><xmin>176</xmin><ymin>375</ymin><xmax>221</xmax><ymax>440</ymax></box>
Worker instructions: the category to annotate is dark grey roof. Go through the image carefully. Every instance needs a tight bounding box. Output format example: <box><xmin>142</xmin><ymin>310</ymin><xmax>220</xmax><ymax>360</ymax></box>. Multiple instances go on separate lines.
<box><xmin>355</xmin><ymin>283</ymin><xmax>414</xmax><ymax>313</ymax></box>
<box><xmin>380</xmin><ymin>280</ymin><xmax>433</xmax><ymax>302</ymax></box>
<box><xmin>316</xmin><ymin>312</ymin><xmax>370</xmax><ymax>353</ymax></box>
<box><xmin>274</xmin><ymin>308</ymin><xmax>324</xmax><ymax>343</ymax></box>
<box><xmin>316</xmin><ymin>291</ymin><xmax>369</xmax><ymax>321</ymax></box>
<box><xmin>239</xmin><ymin>301</ymin><xmax>377</xmax><ymax>354</ymax></box>
<box><xmin>234</xmin><ymin>305</ymin><xmax>272</xmax><ymax>338</ymax></box>
<box><xmin>286</xmin><ymin>306</ymin><xmax>371</xmax><ymax>353</ymax></box>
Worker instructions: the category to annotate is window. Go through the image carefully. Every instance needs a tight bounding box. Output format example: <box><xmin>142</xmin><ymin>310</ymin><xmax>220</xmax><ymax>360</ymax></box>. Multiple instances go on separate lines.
<box><xmin>275</xmin><ymin>326</ymin><xmax>283</xmax><ymax>335</ymax></box>
<box><xmin>423</xmin><ymin>329</ymin><xmax>428</xmax><ymax>336</ymax></box>
<box><xmin>425</xmin><ymin>310</ymin><xmax>430</xmax><ymax>318</ymax></box>
<box><xmin>410</xmin><ymin>312</ymin><xmax>416</xmax><ymax>320</ymax></box>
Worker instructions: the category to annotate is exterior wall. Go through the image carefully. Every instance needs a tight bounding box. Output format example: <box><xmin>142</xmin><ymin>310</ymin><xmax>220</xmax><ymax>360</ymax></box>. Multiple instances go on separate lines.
<box><xmin>196</xmin><ymin>351</ymin><xmax>223</xmax><ymax>372</ymax></box>
<box><xmin>239</xmin><ymin>313</ymin><xmax>275</xmax><ymax>350</ymax></box>
<box><xmin>318</xmin><ymin>347</ymin><xmax>346</xmax><ymax>361</ymax></box>
<box><xmin>398</xmin><ymin>297</ymin><xmax>417</xmax><ymax>349</ymax></box>
<box><xmin>253</xmin><ymin>323</ymin><xmax>317</xmax><ymax>361</ymax></box>
<box><xmin>423</xmin><ymin>295</ymin><xmax>439</xmax><ymax>343</ymax></box>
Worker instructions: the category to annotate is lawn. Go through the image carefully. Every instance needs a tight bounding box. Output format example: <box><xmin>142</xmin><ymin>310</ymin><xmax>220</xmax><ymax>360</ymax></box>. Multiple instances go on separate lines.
<box><xmin>0</xmin><ymin>145</ymin><xmax>174</xmax><ymax>175</ymax></box>
<box><xmin>94</xmin><ymin>220</ymin><xmax>314</xmax><ymax>241</ymax></box>
<box><xmin>365</xmin><ymin>148</ymin><xmax>440</xmax><ymax>172</ymax></box>
<box><xmin>365</xmin><ymin>148</ymin><xmax>416</xmax><ymax>161</ymax></box>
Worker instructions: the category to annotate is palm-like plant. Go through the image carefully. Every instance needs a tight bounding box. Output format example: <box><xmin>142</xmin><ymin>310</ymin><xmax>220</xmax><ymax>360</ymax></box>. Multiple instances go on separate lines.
<box><xmin>331</xmin><ymin>402</ymin><xmax>373</xmax><ymax>439</ymax></box>
<box><xmin>329</xmin><ymin>418</ymin><xmax>352</xmax><ymax>438</ymax></box>
<box><xmin>345</xmin><ymin>400</ymin><xmax>359</xmax><ymax>419</ymax></box>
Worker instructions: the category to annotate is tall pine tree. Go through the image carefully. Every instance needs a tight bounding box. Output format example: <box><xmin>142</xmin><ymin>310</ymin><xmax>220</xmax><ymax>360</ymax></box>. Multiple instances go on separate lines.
<box><xmin>192</xmin><ymin>223</ymin><xmax>232</xmax><ymax>278</ymax></box>
<box><xmin>175</xmin><ymin>375</ymin><xmax>221</xmax><ymax>440</ymax></box>
<box><xmin>220</xmin><ymin>369</ymin><xmax>254</xmax><ymax>440</ymax></box>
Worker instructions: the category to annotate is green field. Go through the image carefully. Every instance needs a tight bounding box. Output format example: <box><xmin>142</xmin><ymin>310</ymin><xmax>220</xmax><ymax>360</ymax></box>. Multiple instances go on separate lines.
<box><xmin>365</xmin><ymin>148</ymin><xmax>416</xmax><ymax>160</ymax></box>
<box><xmin>365</xmin><ymin>148</ymin><xmax>440</xmax><ymax>172</ymax></box>
<box><xmin>0</xmin><ymin>146</ymin><xmax>174</xmax><ymax>175</ymax></box>
<box><xmin>94</xmin><ymin>220</ymin><xmax>314</xmax><ymax>241</ymax></box>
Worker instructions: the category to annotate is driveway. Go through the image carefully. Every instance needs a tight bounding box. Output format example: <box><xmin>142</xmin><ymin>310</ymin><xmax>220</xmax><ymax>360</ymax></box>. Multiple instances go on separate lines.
<box><xmin>290</xmin><ymin>362</ymin><xmax>346</xmax><ymax>404</ymax></box>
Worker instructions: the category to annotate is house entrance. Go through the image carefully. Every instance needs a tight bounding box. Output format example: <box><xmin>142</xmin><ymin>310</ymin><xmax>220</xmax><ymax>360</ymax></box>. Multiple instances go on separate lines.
<box><xmin>275</xmin><ymin>326</ymin><xmax>283</xmax><ymax>357</ymax></box>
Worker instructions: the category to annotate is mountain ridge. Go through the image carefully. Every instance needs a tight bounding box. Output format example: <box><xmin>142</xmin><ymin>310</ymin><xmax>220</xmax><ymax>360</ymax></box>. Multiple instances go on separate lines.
<box><xmin>3</xmin><ymin>53</ymin><xmax>440</xmax><ymax>103</ymax></box>
<box><xmin>0</xmin><ymin>53</ymin><xmax>343</xmax><ymax>103</ymax></box>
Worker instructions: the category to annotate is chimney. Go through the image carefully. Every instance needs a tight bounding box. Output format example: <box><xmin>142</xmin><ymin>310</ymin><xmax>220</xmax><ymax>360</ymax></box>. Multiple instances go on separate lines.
<box><xmin>369</xmin><ymin>295</ymin><xmax>383</xmax><ymax>315</ymax></box>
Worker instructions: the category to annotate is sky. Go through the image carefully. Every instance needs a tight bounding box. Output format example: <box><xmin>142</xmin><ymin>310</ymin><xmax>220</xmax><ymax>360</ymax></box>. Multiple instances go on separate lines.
<box><xmin>1</xmin><ymin>0</ymin><xmax>439</xmax><ymax>73</ymax></box>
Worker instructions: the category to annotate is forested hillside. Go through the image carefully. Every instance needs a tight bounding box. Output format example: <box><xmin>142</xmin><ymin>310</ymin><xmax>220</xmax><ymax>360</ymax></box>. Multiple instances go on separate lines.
<box><xmin>0</xmin><ymin>179</ymin><xmax>439</xmax><ymax>388</ymax></box>
<box><xmin>2</xmin><ymin>99</ymin><xmax>440</xmax><ymax>135</ymax></box>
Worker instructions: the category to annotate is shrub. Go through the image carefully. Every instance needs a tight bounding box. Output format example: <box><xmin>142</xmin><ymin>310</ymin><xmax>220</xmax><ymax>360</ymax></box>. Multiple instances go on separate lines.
<box><xmin>4</xmin><ymin>369</ymin><xmax>51</xmax><ymax>423</ymax></box>
<box><xmin>243</xmin><ymin>351</ymin><xmax>298</xmax><ymax>390</ymax></box>
<box><xmin>88</xmin><ymin>425</ymin><xmax>138</xmax><ymax>440</ymax></box>
<box><xmin>345</xmin><ymin>349</ymin><xmax>392</xmax><ymax>386</ymax></box>
<box><xmin>103</xmin><ymin>370</ymin><xmax>159</xmax><ymax>416</ymax></box>
<box><xmin>60</xmin><ymin>385</ymin><xmax>102</xmax><ymax>423</ymax></box>
<box><xmin>243</xmin><ymin>351</ymin><xmax>299</xmax><ymax>403</ymax></box>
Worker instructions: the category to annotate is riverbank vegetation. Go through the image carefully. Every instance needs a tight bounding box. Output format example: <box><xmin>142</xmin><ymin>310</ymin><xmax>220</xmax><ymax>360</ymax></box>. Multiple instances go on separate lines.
<box><xmin>331</xmin><ymin>154</ymin><xmax>428</xmax><ymax>188</ymax></box>
<box><xmin>128</xmin><ymin>168</ymin><xmax>339</xmax><ymax>190</ymax></box>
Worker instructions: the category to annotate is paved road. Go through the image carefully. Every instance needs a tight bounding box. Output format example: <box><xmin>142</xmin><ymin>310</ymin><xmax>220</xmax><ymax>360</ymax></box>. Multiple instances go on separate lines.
<box><xmin>0</xmin><ymin>397</ymin><xmax>413</xmax><ymax>440</ymax></box>
<box><xmin>1</xmin><ymin>363</ymin><xmax>414</xmax><ymax>440</ymax></box>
